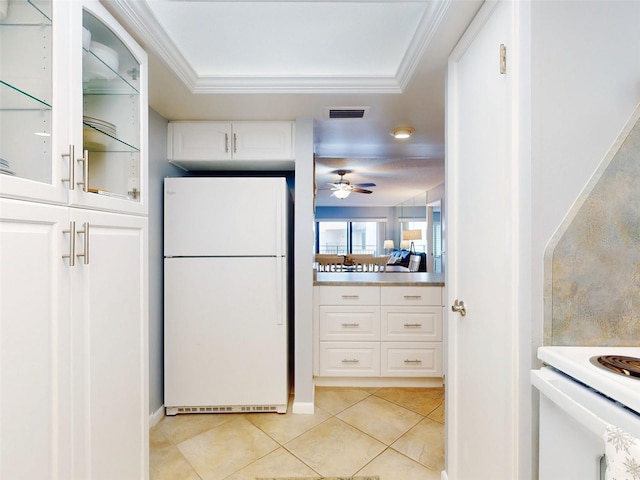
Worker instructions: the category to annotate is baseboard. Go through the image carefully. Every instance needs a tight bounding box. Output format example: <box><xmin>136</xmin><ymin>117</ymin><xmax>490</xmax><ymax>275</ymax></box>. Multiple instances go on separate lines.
<box><xmin>149</xmin><ymin>405</ymin><xmax>165</xmax><ymax>428</ymax></box>
<box><xmin>314</xmin><ymin>377</ymin><xmax>444</xmax><ymax>388</ymax></box>
<box><xmin>291</xmin><ymin>401</ymin><xmax>315</xmax><ymax>415</ymax></box>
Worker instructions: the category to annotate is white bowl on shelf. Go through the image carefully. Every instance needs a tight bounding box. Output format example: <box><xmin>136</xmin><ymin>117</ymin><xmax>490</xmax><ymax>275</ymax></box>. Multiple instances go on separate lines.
<box><xmin>83</xmin><ymin>41</ymin><xmax>119</xmax><ymax>81</ymax></box>
<box><xmin>82</xmin><ymin>27</ymin><xmax>91</xmax><ymax>50</ymax></box>
<box><xmin>83</xmin><ymin>127</ymin><xmax>107</xmax><ymax>149</ymax></box>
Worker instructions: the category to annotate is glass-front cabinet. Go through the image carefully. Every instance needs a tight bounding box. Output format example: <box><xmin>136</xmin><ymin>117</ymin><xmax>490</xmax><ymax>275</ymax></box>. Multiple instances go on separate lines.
<box><xmin>0</xmin><ymin>0</ymin><xmax>147</xmax><ymax>215</ymax></box>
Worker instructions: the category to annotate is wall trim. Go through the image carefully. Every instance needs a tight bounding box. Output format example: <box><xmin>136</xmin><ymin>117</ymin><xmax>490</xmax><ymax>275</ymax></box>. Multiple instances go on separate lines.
<box><xmin>292</xmin><ymin>401</ymin><xmax>315</xmax><ymax>415</ymax></box>
<box><xmin>149</xmin><ymin>405</ymin><xmax>165</xmax><ymax>429</ymax></box>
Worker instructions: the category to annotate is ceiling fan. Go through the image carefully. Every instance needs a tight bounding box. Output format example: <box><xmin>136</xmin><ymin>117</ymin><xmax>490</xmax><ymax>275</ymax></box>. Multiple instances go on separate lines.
<box><xmin>326</xmin><ymin>170</ymin><xmax>376</xmax><ymax>199</ymax></box>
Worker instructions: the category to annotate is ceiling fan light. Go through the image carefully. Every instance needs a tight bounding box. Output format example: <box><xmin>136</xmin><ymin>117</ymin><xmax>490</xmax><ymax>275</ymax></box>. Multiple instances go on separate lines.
<box><xmin>333</xmin><ymin>189</ymin><xmax>351</xmax><ymax>199</ymax></box>
<box><xmin>391</xmin><ymin>127</ymin><xmax>415</xmax><ymax>139</ymax></box>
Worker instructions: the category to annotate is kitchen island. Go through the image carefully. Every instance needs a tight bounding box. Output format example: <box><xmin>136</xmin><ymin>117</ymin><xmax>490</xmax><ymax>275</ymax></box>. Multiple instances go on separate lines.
<box><xmin>315</xmin><ymin>271</ymin><xmax>444</xmax><ymax>286</ymax></box>
<box><xmin>313</xmin><ymin>272</ymin><xmax>445</xmax><ymax>387</ymax></box>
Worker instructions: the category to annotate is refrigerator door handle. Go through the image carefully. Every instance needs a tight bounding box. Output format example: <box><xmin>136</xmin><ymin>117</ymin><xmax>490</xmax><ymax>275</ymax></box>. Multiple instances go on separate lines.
<box><xmin>276</xmin><ymin>188</ymin><xmax>283</xmax><ymax>256</ymax></box>
<box><xmin>276</xmin><ymin>258</ymin><xmax>284</xmax><ymax>325</ymax></box>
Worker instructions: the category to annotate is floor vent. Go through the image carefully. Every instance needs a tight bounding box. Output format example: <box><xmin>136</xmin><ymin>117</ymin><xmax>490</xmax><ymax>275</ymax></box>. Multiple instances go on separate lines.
<box><xmin>166</xmin><ymin>405</ymin><xmax>279</xmax><ymax>415</ymax></box>
<box><xmin>327</xmin><ymin>107</ymin><xmax>369</xmax><ymax>119</ymax></box>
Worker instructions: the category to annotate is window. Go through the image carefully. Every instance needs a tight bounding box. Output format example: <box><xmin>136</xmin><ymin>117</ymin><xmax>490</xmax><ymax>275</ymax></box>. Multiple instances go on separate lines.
<box><xmin>316</xmin><ymin>221</ymin><xmax>384</xmax><ymax>255</ymax></box>
<box><xmin>401</xmin><ymin>221</ymin><xmax>427</xmax><ymax>252</ymax></box>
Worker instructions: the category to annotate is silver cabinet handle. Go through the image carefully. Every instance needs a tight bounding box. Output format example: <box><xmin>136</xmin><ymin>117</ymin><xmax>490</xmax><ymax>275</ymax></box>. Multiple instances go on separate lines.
<box><xmin>451</xmin><ymin>299</ymin><xmax>466</xmax><ymax>316</ymax></box>
<box><xmin>341</xmin><ymin>359</ymin><xmax>359</xmax><ymax>364</ymax></box>
<box><xmin>600</xmin><ymin>454</ymin><xmax>606</xmax><ymax>480</ymax></box>
<box><xmin>341</xmin><ymin>295</ymin><xmax>359</xmax><ymax>300</ymax></box>
<box><xmin>404</xmin><ymin>359</ymin><xmax>422</xmax><ymax>364</ymax></box>
<box><xmin>233</xmin><ymin>133</ymin><xmax>237</xmax><ymax>153</ymax></box>
<box><xmin>404</xmin><ymin>295</ymin><xmax>422</xmax><ymax>300</ymax></box>
<box><xmin>62</xmin><ymin>221</ymin><xmax>76</xmax><ymax>266</ymax></box>
<box><xmin>61</xmin><ymin>145</ymin><xmax>75</xmax><ymax>190</ymax></box>
<box><xmin>76</xmin><ymin>222</ymin><xmax>89</xmax><ymax>265</ymax></box>
<box><xmin>341</xmin><ymin>323</ymin><xmax>360</xmax><ymax>327</ymax></box>
<box><xmin>403</xmin><ymin>323</ymin><xmax>422</xmax><ymax>328</ymax></box>
<box><xmin>76</xmin><ymin>149</ymin><xmax>88</xmax><ymax>192</ymax></box>
<box><xmin>224</xmin><ymin>133</ymin><xmax>229</xmax><ymax>153</ymax></box>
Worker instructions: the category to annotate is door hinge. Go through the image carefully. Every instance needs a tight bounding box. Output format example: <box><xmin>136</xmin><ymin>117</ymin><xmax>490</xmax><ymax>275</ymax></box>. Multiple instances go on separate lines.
<box><xmin>500</xmin><ymin>44</ymin><xmax>507</xmax><ymax>74</ymax></box>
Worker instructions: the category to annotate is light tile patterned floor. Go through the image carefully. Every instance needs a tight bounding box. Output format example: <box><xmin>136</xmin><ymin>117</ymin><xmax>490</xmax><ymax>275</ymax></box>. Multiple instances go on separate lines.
<box><xmin>150</xmin><ymin>387</ymin><xmax>444</xmax><ymax>480</ymax></box>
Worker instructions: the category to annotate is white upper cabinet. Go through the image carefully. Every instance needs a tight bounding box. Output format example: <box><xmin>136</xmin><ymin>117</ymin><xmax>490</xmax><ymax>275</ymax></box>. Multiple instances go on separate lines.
<box><xmin>168</xmin><ymin>121</ymin><xmax>295</xmax><ymax>171</ymax></box>
<box><xmin>0</xmin><ymin>0</ymin><xmax>148</xmax><ymax>216</ymax></box>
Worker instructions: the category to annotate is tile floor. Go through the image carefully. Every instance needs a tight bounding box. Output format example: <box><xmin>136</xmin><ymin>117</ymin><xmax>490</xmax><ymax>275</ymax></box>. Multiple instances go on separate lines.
<box><xmin>150</xmin><ymin>386</ymin><xmax>445</xmax><ymax>480</ymax></box>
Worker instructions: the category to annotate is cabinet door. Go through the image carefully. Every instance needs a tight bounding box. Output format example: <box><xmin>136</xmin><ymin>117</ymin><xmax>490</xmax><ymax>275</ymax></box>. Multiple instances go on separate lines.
<box><xmin>232</xmin><ymin>121</ymin><xmax>293</xmax><ymax>161</ymax></box>
<box><xmin>0</xmin><ymin>199</ymin><xmax>71</xmax><ymax>480</ymax></box>
<box><xmin>69</xmin><ymin>2</ymin><xmax>148</xmax><ymax>216</ymax></box>
<box><xmin>70</xmin><ymin>209</ymin><xmax>148</xmax><ymax>480</ymax></box>
<box><xmin>168</xmin><ymin>121</ymin><xmax>232</xmax><ymax>162</ymax></box>
<box><xmin>0</xmin><ymin>0</ymin><xmax>71</xmax><ymax>205</ymax></box>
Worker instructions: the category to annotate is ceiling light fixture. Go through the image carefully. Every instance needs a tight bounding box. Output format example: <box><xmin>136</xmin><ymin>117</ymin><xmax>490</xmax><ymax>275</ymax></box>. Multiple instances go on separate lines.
<box><xmin>391</xmin><ymin>127</ymin><xmax>415</xmax><ymax>139</ymax></box>
<box><xmin>333</xmin><ymin>188</ymin><xmax>351</xmax><ymax>199</ymax></box>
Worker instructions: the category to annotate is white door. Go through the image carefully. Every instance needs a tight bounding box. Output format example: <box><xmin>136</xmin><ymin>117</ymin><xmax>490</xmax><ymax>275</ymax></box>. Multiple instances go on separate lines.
<box><xmin>0</xmin><ymin>199</ymin><xmax>71</xmax><ymax>480</ymax></box>
<box><xmin>445</xmin><ymin>2</ymin><xmax>525</xmax><ymax>479</ymax></box>
<box><xmin>70</xmin><ymin>209</ymin><xmax>148</xmax><ymax>480</ymax></box>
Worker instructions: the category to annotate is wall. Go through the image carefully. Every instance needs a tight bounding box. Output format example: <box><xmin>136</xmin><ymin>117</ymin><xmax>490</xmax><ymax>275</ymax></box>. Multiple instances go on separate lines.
<box><xmin>531</xmin><ymin>0</ymin><xmax>640</xmax><ymax>350</ymax></box>
<box><xmin>148</xmin><ymin>108</ymin><xmax>183</xmax><ymax>416</ymax></box>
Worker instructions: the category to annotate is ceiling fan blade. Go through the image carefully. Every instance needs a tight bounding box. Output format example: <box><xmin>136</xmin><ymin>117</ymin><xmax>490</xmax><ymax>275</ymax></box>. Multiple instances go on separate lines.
<box><xmin>353</xmin><ymin>182</ymin><xmax>376</xmax><ymax>188</ymax></box>
<box><xmin>352</xmin><ymin>188</ymin><xmax>373</xmax><ymax>194</ymax></box>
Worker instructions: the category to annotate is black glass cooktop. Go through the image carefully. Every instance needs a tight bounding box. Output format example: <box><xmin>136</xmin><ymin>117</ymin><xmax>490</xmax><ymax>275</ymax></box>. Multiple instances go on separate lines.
<box><xmin>590</xmin><ymin>355</ymin><xmax>640</xmax><ymax>379</ymax></box>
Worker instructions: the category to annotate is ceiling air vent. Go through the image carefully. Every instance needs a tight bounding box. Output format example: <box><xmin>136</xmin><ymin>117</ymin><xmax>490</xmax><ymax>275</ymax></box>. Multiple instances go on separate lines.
<box><xmin>327</xmin><ymin>107</ymin><xmax>370</xmax><ymax>119</ymax></box>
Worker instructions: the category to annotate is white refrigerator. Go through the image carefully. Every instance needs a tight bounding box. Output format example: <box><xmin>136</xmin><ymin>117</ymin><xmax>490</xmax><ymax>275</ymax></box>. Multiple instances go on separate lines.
<box><xmin>163</xmin><ymin>177</ymin><xmax>290</xmax><ymax>414</ymax></box>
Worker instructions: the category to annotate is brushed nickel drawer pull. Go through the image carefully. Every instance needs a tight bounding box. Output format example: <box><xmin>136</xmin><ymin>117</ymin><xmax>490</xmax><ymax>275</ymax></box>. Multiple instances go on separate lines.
<box><xmin>404</xmin><ymin>359</ymin><xmax>422</xmax><ymax>364</ymax></box>
<box><xmin>403</xmin><ymin>295</ymin><xmax>422</xmax><ymax>300</ymax></box>
<box><xmin>341</xmin><ymin>295</ymin><xmax>359</xmax><ymax>300</ymax></box>
<box><xmin>341</xmin><ymin>359</ymin><xmax>360</xmax><ymax>364</ymax></box>
<box><xmin>61</xmin><ymin>144</ymin><xmax>75</xmax><ymax>190</ymax></box>
<box><xmin>76</xmin><ymin>150</ymin><xmax>88</xmax><ymax>192</ymax></box>
<box><xmin>404</xmin><ymin>323</ymin><xmax>423</xmax><ymax>328</ymax></box>
<box><xmin>341</xmin><ymin>323</ymin><xmax>360</xmax><ymax>327</ymax></box>
<box><xmin>62</xmin><ymin>221</ymin><xmax>76</xmax><ymax>266</ymax></box>
<box><xmin>76</xmin><ymin>222</ymin><xmax>90</xmax><ymax>265</ymax></box>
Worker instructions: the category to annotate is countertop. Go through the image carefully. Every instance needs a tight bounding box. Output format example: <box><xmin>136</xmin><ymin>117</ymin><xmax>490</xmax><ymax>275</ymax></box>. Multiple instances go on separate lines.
<box><xmin>314</xmin><ymin>271</ymin><xmax>445</xmax><ymax>286</ymax></box>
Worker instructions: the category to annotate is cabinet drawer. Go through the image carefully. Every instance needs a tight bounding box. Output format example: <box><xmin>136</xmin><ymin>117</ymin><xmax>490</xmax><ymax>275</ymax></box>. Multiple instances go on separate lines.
<box><xmin>319</xmin><ymin>342</ymin><xmax>380</xmax><ymax>376</ymax></box>
<box><xmin>381</xmin><ymin>286</ymin><xmax>442</xmax><ymax>306</ymax></box>
<box><xmin>319</xmin><ymin>306</ymin><xmax>380</xmax><ymax>341</ymax></box>
<box><xmin>381</xmin><ymin>307</ymin><xmax>442</xmax><ymax>341</ymax></box>
<box><xmin>319</xmin><ymin>286</ymin><xmax>380</xmax><ymax>306</ymax></box>
<box><xmin>381</xmin><ymin>342</ymin><xmax>443</xmax><ymax>377</ymax></box>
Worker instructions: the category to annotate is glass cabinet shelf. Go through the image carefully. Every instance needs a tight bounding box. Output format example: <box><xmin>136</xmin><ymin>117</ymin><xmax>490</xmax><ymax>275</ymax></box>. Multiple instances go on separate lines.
<box><xmin>0</xmin><ymin>80</ymin><xmax>52</xmax><ymax>110</ymax></box>
<box><xmin>83</xmin><ymin>124</ymin><xmax>139</xmax><ymax>153</ymax></box>
<box><xmin>1</xmin><ymin>0</ymin><xmax>52</xmax><ymax>25</ymax></box>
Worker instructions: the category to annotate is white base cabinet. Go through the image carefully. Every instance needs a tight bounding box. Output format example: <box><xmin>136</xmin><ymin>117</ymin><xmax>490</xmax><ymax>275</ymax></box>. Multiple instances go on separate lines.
<box><xmin>314</xmin><ymin>285</ymin><xmax>444</xmax><ymax>386</ymax></box>
<box><xmin>167</xmin><ymin>121</ymin><xmax>295</xmax><ymax>171</ymax></box>
<box><xmin>0</xmin><ymin>201</ymin><xmax>149</xmax><ymax>480</ymax></box>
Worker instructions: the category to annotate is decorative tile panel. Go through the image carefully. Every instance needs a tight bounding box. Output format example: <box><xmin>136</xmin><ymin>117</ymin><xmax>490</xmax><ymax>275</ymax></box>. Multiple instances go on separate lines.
<box><xmin>548</xmin><ymin>114</ymin><xmax>640</xmax><ymax>345</ymax></box>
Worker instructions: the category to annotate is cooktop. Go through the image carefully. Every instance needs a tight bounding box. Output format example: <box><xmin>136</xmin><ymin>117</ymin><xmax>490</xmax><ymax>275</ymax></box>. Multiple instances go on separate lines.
<box><xmin>591</xmin><ymin>355</ymin><xmax>640</xmax><ymax>379</ymax></box>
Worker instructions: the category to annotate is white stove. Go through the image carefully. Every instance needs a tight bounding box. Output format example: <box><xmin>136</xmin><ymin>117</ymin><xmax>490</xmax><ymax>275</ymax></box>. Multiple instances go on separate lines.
<box><xmin>537</xmin><ymin>346</ymin><xmax>640</xmax><ymax>413</ymax></box>
<box><xmin>532</xmin><ymin>346</ymin><xmax>640</xmax><ymax>480</ymax></box>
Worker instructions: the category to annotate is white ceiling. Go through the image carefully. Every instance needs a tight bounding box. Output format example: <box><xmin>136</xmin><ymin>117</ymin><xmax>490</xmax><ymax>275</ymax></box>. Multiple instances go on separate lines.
<box><xmin>104</xmin><ymin>0</ymin><xmax>483</xmax><ymax>207</ymax></box>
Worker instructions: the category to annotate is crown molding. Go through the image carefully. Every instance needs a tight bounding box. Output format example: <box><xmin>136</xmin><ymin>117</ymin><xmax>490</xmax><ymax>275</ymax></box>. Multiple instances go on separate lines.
<box><xmin>110</xmin><ymin>0</ymin><xmax>445</xmax><ymax>94</ymax></box>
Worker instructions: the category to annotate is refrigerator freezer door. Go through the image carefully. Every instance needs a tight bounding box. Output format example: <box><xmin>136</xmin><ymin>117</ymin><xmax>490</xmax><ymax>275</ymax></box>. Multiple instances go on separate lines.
<box><xmin>164</xmin><ymin>177</ymin><xmax>288</xmax><ymax>257</ymax></box>
<box><xmin>164</xmin><ymin>256</ymin><xmax>288</xmax><ymax>409</ymax></box>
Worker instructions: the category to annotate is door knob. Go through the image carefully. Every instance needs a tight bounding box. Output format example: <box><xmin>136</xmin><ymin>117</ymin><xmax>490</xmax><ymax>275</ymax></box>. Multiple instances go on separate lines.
<box><xmin>451</xmin><ymin>299</ymin><xmax>466</xmax><ymax>316</ymax></box>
